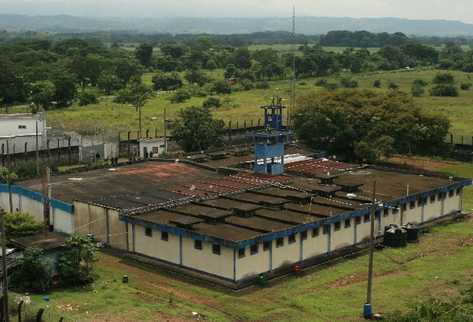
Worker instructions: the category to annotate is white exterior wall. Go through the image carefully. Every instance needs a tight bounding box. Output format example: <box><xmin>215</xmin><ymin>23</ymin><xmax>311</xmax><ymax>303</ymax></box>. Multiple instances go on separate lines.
<box><xmin>331</xmin><ymin>220</ymin><xmax>355</xmax><ymax>250</ymax></box>
<box><xmin>303</xmin><ymin>229</ymin><xmax>328</xmax><ymax>259</ymax></box>
<box><xmin>445</xmin><ymin>194</ymin><xmax>461</xmax><ymax>215</ymax></box>
<box><xmin>272</xmin><ymin>235</ymin><xmax>301</xmax><ymax>269</ymax></box>
<box><xmin>181</xmin><ymin>238</ymin><xmax>234</xmax><ymax>280</ymax></box>
<box><xmin>52</xmin><ymin>207</ymin><xmax>74</xmax><ymax>234</ymax></box>
<box><xmin>403</xmin><ymin>201</ymin><xmax>423</xmax><ymax>224</ymax></box>
<box><xmin>134</xmin><ymin>225</ymin><xmax>180</xmax><ymax>264</ymax></box>
<box><xmin>355</xmin><ymin>218</ymin><xmax>372</xmax><ymax>243</ymax></box>
<box><xmin>236</xmin><ymin>242</ymin><xmax>270</xmax><ymax>280</ymax></box>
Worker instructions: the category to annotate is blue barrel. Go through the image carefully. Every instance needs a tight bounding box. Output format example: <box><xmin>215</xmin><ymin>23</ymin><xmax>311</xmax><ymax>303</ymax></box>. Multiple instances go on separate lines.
<box><xmin>363</xmin><ymin>303</ymin><xmax>372</xmax><ymax>319</ymax></box>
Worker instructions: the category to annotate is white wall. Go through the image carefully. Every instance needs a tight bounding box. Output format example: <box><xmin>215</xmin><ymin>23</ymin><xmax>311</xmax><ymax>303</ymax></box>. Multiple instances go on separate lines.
<box><xmin>236</xmin><ymin>242</ymin><xmax>270</xmax><ymax>280</ymax></box>
<box><xmin>134</xmin><ymin>225</ymin><xmax>180</xmax><ymax>264</ymax></box>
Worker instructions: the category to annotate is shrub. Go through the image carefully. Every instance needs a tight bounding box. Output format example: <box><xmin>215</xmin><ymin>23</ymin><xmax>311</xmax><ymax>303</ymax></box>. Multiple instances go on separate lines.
<box><xmin>340</xmin><ymin>78</ymin><xmax>359</xmax><ymax>88</ymax></box>
<box><xmin>411</xmin><ymin>83</ymin><xmax>425</xmax><ymax>97</ymax></box>
<box><xmin>5</xmin><ymin>212</ymin><xmax>42</xmax><ymax>237</ymax></box>
<box><xmin>212</xmin><ymin>80</ymin><xmax>232</xmax><ymax>94</ymax></box>
<box><xmin>430</xmin><ymin>84</ymin><xmax>459</xmax><ymax>97</ymax></box>
<box><xmin>323</xmin><ymin>82</ymin><xmax>339</xmax><ymax>91</ymax></box>
<box><xmin>413</xmin><ymin>79</ymin><xmax>428</xmax><ymax>87</ymax></box>
<box><xmin>78</xmin><ymin>91</ymin><xmax>98</xmax><ymax>106</ymax></box>
<box><xmin>373</xmin><ymin>80</ymin><xmax>382</xmax><ymax>88</ymax></box>
<box><xmin>239</xmin><ymin>79</ymin><xmax>255</xmax><ymax>91</ymax></box>
<box><xmin>316</xmin><ymin>79</ymin><xmax>328</xmax><ymax>87</ymax></box>
<box><xmin>255</xmin><ymin>81</ymin><xmax>270</xmax><ymax>89</ymax></box>
<box><xmin>11</xmin><ymin>248</ymin><xmax>52</xmax><ymax>292</ymax></box>
<box><xmin>461</xmin><ymin>83</ymin><xmax>472</xmax><ymax>90</ymax></box>
<box><xmin>433</xmin><ymin>73</ymin><xmax>455</xmax><ymax>85</ymax></box>
<box><xmin>169</xmin><ymin>89</ymin><xmax>191</xmax><ymax>103</ymax></box>
<box><xmin>152</xmin><ymin>72</ymin><xmax>183</xmax><ymax>91</ymax></box>
<box><xmin>388</xmin><ymin>82</ymin><xmax>399</xmax><ymax>91</ymax></box>
<box><xmin>202</xmin><ymin>97</ymin><xmax>221</xmax><ymax>108</ymax></box>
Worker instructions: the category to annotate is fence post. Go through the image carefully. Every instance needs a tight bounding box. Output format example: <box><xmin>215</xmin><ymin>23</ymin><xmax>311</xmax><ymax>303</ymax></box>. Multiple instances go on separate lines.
<box><xmin>450</xmin><ymin>134</ymin><xmax>453</xmax><ymax>144</ymax></box>
<box><xmin>36</xmin><ymin>308</ymin><xmax>44</xmax><ymax>322</ymax></box>
<box><xmin>146</xmin><ymin>129</ymin><xmax>150</xmax><ymax>139</ymax></box>
<box><xmin>236</xmin><ymin>121</ymin><xmax>239</xmax><ymax>129</ymax></box>
<box><xmin>18</xmin><ymin>300</ymin><xmax>24</xmax><ymax>322</ymax></box>
<box><xmin>461</xmin><ymin>136</ymin><xmax>464</xmax><ymax>145</ymax></box>
<box><xmin>68</xmin><ymin>137</ymin><xmax>72</xmax><ymax>165</ymax></box>
<box><xmin>244</xmin><ymin>120</ymin><xmax>247</xmax><ymax>129</ymax></box>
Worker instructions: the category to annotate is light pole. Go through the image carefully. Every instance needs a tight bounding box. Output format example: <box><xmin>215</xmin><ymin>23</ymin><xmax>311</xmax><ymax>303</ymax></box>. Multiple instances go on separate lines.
<box><xmin>0</xmin><ymin>208</ymin><xmax>8</xmax><ymax>322</ymax></box>
<box><xmin>364</xmin><ymin>181</ymin><xmax>377</xmax><ymax>319</ymax></box>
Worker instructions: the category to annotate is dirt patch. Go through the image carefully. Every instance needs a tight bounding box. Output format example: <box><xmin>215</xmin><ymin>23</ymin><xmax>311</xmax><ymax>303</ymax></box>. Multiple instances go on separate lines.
<box><xmin>387</xmin><ymin>155</ymin><xmax>459</xmax><ymax>172</ymax></box>
<box><xmin>329</xmin><ymin>269</ymin><xmax>401</xmax><ymax>289</ymax></box>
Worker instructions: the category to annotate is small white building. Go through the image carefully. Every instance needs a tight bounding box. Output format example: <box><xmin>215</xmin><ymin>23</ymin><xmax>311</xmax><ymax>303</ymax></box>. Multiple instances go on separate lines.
<box><xmin>0</xmin><ymin>113</ymin><xmax>47</xmax><ymax>154</ymax></box>
<box><xmin>138</xmin><ymin>138</ymin><xmax>167</xmax><ymax>159</ymax></box>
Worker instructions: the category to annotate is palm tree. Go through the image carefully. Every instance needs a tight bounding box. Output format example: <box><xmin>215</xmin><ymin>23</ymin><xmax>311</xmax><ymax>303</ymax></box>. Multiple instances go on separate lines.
<box><xmin>0</xmin><ymin>167</ymin><xmax>18</xmax><ymax>213</ymax></box>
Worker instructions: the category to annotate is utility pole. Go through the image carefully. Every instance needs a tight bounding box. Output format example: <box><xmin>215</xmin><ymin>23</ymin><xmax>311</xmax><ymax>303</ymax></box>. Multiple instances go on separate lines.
<box><xmin>364</xmin><ymin>181</ymin><xmax>377</xmax><ymax>319</ymax></box>
<box><xmin>138</xmin><ymin>105</ymin><xmax>143</xmax><ymax>139</ymax></box>
<box><xmin>35</xmin><ymin>120</ymin><xmax>40</xmax><ymax>176</ymax></box>
<box><xmin>163</xmin><ymin>108</ymin><xmax>168</xmax><ymax>153</ymax></box>
<box><xmin>288</xmin><ymin>2</ymin><xmax>296</xmax><ymax>128</ymax></box>
<box><xmin>0</xmin><ymin>208</ymin><xmax>9</xmax><ymax>322</ymax></box>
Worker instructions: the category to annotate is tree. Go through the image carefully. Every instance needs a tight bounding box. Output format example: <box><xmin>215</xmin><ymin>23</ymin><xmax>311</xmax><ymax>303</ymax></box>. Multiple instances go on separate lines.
<box><xmin>52</xmin><ymin>74</ymin><xmax>77</xmax><ymax>107</ymax></box>
<box><xmin>224</xmin><ymin>64</ymin><xmax>240</xmax><ymax>79</ymax></box>
<box><xmin>135</xmin><ymin>43</ymin><xmax>154</xmax><ymax>67</ymax></box>
<box><xmin>231</xmin><ymin>47</ymin><xmax>252</xmax><ymax>69</ymax></box>
<box><xmin>30</xmin><ymin>80</ymin><xmax>55</xmax><ymax>110</ymax></box>
<box><xmin>169</xmin><ymin>89</ymin><xmax>191</xmax><ymax>103</ymax></box>
<box><xmin>0</xmin><ymin>167</ymin><xmax>18</xmax><ymax>213</ymax></box>
<box><xmin>172</xmin><ymin>106</ymin><xmax>225</xmax><ymax>152</ymax></box>
<box><xmin>152</xmin><ymin>72</ymin><xmax>183</xmax><ymax>91</ymax></box>
<box><xmin>212</xmin><ymin>81</ymin><xmax>232</xmax><ymax>94</ymax></box>
<box><xmin>78</xmin><ymin>91</ymin><xmax>98</xmax><ymax>106</ymax></box>
<box><xmin>294</xmin><ymin>90</ymin><xmax>450</xmax><ymax>160</ymax></box>
<box><xmin>115</xmin><ymin>78</ymin><xmax>154</xmax><ymax>138</ymax></box>
<box><xmin>184</xmin><ymin>69</ymin><xmax>209</xmax><ymax>86</ymax></box>
<box><xmin>11</xmin><ymin>248</ymin><xmax>52</xmax><ymax>292</ymax></box>
<box><xmin>0</xmin><ymin>59</ymin><xmax>27</xmax><ymax>105</ymax></box>
<box><xmin>57</xmin><ymin>234</ymin><xmax>97</xmax><ymax>286</ymax></box>
<box><xmin>202</xmin><ymin>97</ymin><xmax>221</xmax><ymax>108</ymax></box>
<box><xmin>431</xmin><ymin>85</ymin><xmax>459</xmax><ymax>97</ymax></box>
<box><xmin>97</xmin><ymin>72</ymin><xmax>122</xmax><ymax>95</ymax></box>
<box><xmin>5</xmin><ymin>212</ymin><xmax>42</xmax><ymax>237</ymax></box>
<box><xmin>411</xmin><ymin>83</ymin><xmax>425</xmax><ymax>97</ymax></box>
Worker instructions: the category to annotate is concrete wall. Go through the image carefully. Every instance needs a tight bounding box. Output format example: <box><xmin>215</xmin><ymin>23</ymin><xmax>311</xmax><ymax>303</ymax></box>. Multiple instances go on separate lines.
<box><xmin>236</xmin><ymin>242</ymin><xmax>271</xmax><ymax>280</ymax></box>
<box><xmin>303</xmin><ymin>228</ymin><xmax>328</xmax><ymax>259</ymax></box>
<box><xmin>133</xmin><ymin>225</ymin><xmax>180</xmax><ymax>264</ymax></box>
<box><xmin>181</xmin><ymin>237</ymin><xmax>234</xmax><ymax>280</ymax></box>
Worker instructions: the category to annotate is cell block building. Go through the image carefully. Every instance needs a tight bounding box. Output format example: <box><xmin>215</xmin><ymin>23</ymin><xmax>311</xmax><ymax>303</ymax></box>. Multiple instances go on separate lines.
<box><xmin>0</xmin><ymin>152</ymin><xmax>470</xmax><ymax>288</ymax></box>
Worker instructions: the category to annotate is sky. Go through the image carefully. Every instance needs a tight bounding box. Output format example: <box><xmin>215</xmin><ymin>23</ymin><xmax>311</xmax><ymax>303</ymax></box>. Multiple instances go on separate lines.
<box><xmin>1</xmin><ymin>0</ymin><xmax>473</xmax><ymax>23</ymax></box>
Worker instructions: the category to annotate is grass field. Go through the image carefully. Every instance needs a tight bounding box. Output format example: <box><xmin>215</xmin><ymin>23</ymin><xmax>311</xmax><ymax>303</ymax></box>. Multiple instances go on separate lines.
<box><xmin>41</xmin><ymin>68</ymin><xmax>473</xmax><ymax>139</ymax></box>
<box><xmin>9</xmin><ymin>159</ymin><xmax>473</xmax><ymax>322</ymax></box>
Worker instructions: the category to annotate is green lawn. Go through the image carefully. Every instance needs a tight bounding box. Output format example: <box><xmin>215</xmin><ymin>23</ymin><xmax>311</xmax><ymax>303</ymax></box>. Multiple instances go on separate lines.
<box><xmin>41</xmin><ymin>68</ymin><xmax>473</xmax><ymax>138</ymax></box>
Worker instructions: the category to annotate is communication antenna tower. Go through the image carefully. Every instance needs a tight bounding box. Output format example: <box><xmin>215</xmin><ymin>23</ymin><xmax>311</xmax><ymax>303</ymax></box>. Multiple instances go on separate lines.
<box><xmin>288</xmin><ymin>2</ymin><xmax>297</xmax><ymax>128</ymax></box>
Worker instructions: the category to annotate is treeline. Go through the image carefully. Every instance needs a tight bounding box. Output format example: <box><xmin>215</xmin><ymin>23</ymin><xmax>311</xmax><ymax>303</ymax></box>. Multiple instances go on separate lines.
<box><xmin>320</xmin><ymin>31</ymin><xmax>410</xmax><ymax>47</ymax></box>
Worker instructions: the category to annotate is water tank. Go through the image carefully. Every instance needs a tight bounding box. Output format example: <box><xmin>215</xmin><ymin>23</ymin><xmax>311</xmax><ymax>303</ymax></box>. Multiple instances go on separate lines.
<box><xmin>383</xmin><ymin>224</ymin><xmax>407</xmax><ymax>248</ymax></box>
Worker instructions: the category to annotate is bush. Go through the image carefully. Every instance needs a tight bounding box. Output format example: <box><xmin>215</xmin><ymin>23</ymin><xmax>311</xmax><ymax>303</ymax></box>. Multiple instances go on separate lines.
<box><xmin>461</xmin><ymin>83</ymin><xmax>472</xmax><ymax>90</ymax></box>
<box><xmin>411</xmin><ymin>83</ymin><xmax>425</xmax><ymax>97</ymax></box>
<box><xmin>202</xmin><ymin>97</ymin><xmax>221</xmax><ymax>108</ymax></box>
<box><xmin>212</xmin><ymin>80</ymin><xmax>232</xmax><ymax>94</ymax></box>
<box><xmin>169</xmin><ymin>89</ymin><xmax>191</xmax><ymax>103</ymax></box>
<box><xmin>57</xmin><ymin>234</ymin><xmax>98</xmax><ymax>287</ymax></box>
<box><xmin>340</xmin><ymin>78</ymin><xmax>359</xmax><ymax>88</ymax></box>
<box><xmin>373</xmin><ymin>80</ymin><xmax>382</xmax><ymax>88</ymax></box>
<box><xmin>11</xmin><ymin>248</ymin><xmax>52</xmax><ymax>292</ymax></box>
<box><xmin>388</xmin><ymin>82</ymin><xmax>399</xmax><ymax>91</ymax></box>
<box><xmin>152</xmin><ymin>72</ymin><xmax>183</xmax><ymax>91</ymax></box>
<box><xmin>239</xmin><ymin>79</ymin><xmax>255</xmax><ymax>91</ymax></box>
<box><xmin>78</xmin><ymin>91</ymin><xmax>98</xmax><ymax>106</ymax></box>
<box><xmin>433</xmin><ymin>73</ymin><xmax>455</xmax><ymax>85</ymax></box>
<box><xmin>323</xmin><ymin>82</ymin><xmax>339</xmax><ymax>91</ymax></box>
<box><xmin>430</xmin><ymin>84</ymin><xmax>459</xmax><ymax>97</ymax></box>
<box><xmin>255</xmin><ymin>81</ymin><xmax>270</xmax><ymax>89</ymax></box>
<box><xmin>5</xmin><ymin>212</ymin><xmax>42</xmax><ymax>237</ymax></box>
<box><xmin>413</xmin><ymin>79</ymin><xmax>428</xmax><ymax>87</ymax></box>
<box><xmin>316</xmin><ymin>79</ymin><xmax>328</xmax><ymax>87</ymax></box>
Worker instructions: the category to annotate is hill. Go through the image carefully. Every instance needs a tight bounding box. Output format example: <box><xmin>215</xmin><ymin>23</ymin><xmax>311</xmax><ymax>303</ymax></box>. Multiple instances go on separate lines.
<box><xmin>2</xmin><ymin>15</ymin><xmax>473</xmax><ymax>36</ymax></box>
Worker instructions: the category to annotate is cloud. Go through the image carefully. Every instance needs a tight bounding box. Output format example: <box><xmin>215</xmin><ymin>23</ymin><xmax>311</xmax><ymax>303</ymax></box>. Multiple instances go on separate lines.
<box><xmin>1</xmin><ymin>0</ymin><xmax>473</xmax><ymax>23</ymax></box>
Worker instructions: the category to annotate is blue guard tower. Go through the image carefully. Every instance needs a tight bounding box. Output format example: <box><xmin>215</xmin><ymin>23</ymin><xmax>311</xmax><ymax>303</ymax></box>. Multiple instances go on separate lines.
<box><xmin>253</xmin><ymin>97</ymin><xmax>291</xmax><ymax>175</ymax></box>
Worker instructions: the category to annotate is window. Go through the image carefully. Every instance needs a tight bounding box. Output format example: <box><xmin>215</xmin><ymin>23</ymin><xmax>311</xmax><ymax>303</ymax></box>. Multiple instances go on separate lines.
<box><xmin>438</xmin><ymin>193</ymin><xmax>443</xmax><ymax>200</ymax></box>
<box><xmin>145</xmin><ymin>227</ymin><xmax>153</xmax><ymax>237</ymax></box>
<box><xmin>375</xmin><ymin>210</ymin><xmax>381</xmax><ymax>218</ymax></box>
<box><xmin>322</xmin><ymin>225</ymin><xmax>330</xmax><ymax>235</ymax></box>
<box><xmin>410</xmin><ymin>201</ymin><xmax>415</xmax><ymax>209</ymax></box>
<box><xmin>312</xmin><ymin>228</ymin><xmax>320</xmax><ymax>237</ymax></box>
<box><xmin>393</xmin><ymin>207</ymin><xmax>399</xmax><ymax>214</ymax></box>
<box><xmin>263</xmin><ymin>241</ymin><xmax>271</xmax><ymax>251</ymax></box>
<box><xmin>212</xmin><ymin>244</ymin><xmax>221</xmax><ymax>255</ymax></box>
<box><xmin>288</xmin><ymin>234</ymin><xmax>296</xmax><ymax>244</ymax></box>
<box><xmin>363</xmin><ymin>214</ymin><xmax>370</xmax><ymax>223</ymax></box>
<box><xmin>334</xmin><ymin>222</ymin><xmax>341</xmax><ymax>231</ymax></box>
<box><xmin>300</xmin><ymin>231</ymin><xmax>308</xmax><ymax>240</ymax></box>
<box><xmin>456</xmin><ymin>188</ymin><xmax>462</xmax><ymax>196</ymax></box>
<box><xmin>401</xmin><ymin>204</ymin><xmax>407</xmax><ymax>211</ymax></box>
<box><xmin>449</xmin><ymin>190</ymin><xmax>454</xmax><ymax>197</ymax></box>
<box><xmin>194</xmin><ymin>240</ymin><xmax>202</xmax><ymax>250</ymax></box>
<box><xmin>430</xmin><ymin>194</ymin><xmax>436</xmax><ymax>203</ymax></box>
<box><xmin>383</xmin><ymin>209</ymin><xmax>389</xmax><ymax>217</ymax></box>
<box><xmin>161</xmin><ymin>231</ymin><xmax>169</xmax><ymax>241</ymax></box>
<box><xmin>344</xmin><ymin>219</ymin><xmax>351</xmax><ymax>228</ymax></box>
<box><xmin>276</xmin><ymin>237</ymin><xmax>284</xmax><ymax>248</ymax></box>
<box><xmin>355</xmin><ymin>217</ymin><xmax>361</xmax><ymax>224</ymax></box>
<box><xmin>18</xmin><ymin>125</ymin><xmax>27</xmax><ymax>129</ymax></box>
<box><xmin>250</xmin><ymin>244</ymin><xmax>259</xmax><ymax>255</ymax></box>
<box><xmin>238</xmin><ymin>247</ymin><xmax>246</xmax><ymax>258</ymax></box>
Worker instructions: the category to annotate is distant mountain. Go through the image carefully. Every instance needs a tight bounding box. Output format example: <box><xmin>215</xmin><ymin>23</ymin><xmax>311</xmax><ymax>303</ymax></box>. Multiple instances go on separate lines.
<box><xmin>2</xmin><ymin>15</ymin><xmax>473</xmax><ymax>36</ymax></box>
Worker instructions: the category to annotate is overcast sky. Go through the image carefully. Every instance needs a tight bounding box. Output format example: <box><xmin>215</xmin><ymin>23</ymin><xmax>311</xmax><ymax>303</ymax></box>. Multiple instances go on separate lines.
<box><xmin>2</xmin><ymin>0</ymin><xmax>473</xmax><ymax>23</ymax></box>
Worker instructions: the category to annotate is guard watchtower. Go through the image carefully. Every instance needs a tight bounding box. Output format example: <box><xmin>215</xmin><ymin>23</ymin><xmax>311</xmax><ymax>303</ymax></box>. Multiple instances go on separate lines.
<box><xmin>253</xmin><ymin>97</ymin><xmax>291</xmax><ymax>175</ymax></box>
